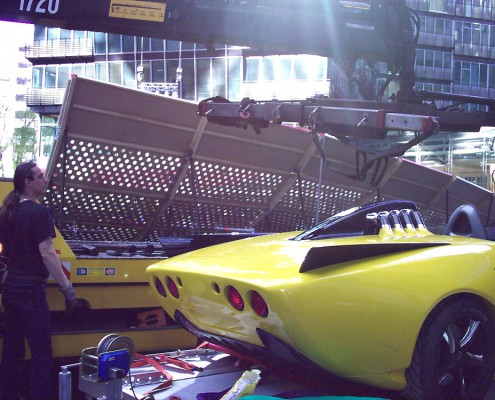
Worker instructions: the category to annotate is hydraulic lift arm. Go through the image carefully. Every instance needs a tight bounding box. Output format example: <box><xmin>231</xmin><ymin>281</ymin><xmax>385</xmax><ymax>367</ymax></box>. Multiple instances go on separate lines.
<box><xmin>197</xmin><ymin>94</ymin><xmax>495</xmax><ymax>186</ymax></box>
<box><xmin>198</xmin><ymin>96</ymin><xmax>495</xmax><ymax>138</ymax></box>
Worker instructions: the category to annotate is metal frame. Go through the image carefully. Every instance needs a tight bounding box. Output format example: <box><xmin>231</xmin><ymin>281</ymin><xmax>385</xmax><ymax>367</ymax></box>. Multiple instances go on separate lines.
<box><xmin>45</xmin><ymin>77</ymin><xmax>495</xmax><ymax>241</ymax></box>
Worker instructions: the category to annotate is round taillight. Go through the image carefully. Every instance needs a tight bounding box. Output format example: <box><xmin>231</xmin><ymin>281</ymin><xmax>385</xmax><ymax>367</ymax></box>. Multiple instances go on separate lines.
<box><xmin>154</xmin><ymin>277</ymin><xmax>166</xmax><ymax>297</ymax></box>
<box><xmin>167</xmin><ymin>276</ymin><xmax>179</xmax><ymax>298</ymax></box>
<box><xmin>227</xmin><ymin>286</ymin><xmax>244</xmax><ymax>311</ymax></box>
<box><xmin>251</xmin><ymin>291</ymin><xmax>268</xmax><ymax>318</ymax></box>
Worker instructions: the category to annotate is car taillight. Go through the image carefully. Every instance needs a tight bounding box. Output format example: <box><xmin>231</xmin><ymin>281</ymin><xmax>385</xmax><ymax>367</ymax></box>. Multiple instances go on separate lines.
<box><xmin>167</xmin><ymin>276</ymin><xmax>179</xmax><ymax>298</ymax></box>
<box><xmin>154</xmin><ymin>277</ymin><xmax>166</xmax><ymax>297</ymax></box>
<box><xmin>227</xmin><ymin>286</ymin><xmax>244</xmax><ymax>311</ymax></box>
<box><xmin>251</xmin><ymin>291</ymin><xmax>268</xmax><ymax>318</ymax></box>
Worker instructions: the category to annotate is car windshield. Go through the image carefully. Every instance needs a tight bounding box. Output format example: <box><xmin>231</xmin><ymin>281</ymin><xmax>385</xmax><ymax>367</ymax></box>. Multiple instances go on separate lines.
<box><xmin>294</xmin><ymin>200</ymin><xmax>417</xmax><ymax>240</ymax></box>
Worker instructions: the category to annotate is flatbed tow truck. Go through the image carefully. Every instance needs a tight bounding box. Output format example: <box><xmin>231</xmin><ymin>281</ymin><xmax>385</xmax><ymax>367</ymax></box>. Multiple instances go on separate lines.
<box><xmin>7</xmin><ymin>74</ymin><xmax>489</xmax><ymax>400</ymax></box>
<box><xmin>2</xmin><ymin>1</ymin><xmax>495</xmax><ymax>399</ymax></box>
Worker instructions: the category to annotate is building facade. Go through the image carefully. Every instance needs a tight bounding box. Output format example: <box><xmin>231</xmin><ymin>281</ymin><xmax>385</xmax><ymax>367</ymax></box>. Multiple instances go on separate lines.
<box><xmin>21</xmin><ymin>0</ymin><xmax>495</xmax><ymax>190</ymax></box>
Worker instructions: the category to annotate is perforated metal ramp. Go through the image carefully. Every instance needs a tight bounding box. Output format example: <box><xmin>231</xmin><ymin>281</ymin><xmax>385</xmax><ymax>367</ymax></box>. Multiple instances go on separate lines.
<box><xmin>45</xmin><ymin>77</ymin><xmax>495</xmax><ymax>241</ymax></box>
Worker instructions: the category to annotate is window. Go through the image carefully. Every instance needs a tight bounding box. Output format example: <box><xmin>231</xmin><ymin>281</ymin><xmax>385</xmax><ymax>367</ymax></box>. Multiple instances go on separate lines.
<box><xmin>109</xmin><ymin>62</ymin><xmax>122</xmax><ymax>85</ymax></box>
<box><xmin>295</xmin><ymin>58</ymin><xmax>308</xmax><ymax>80</ymax></box>
<box><xmin>416</xmin><ymin>49</ymin><xmax>425</xmax><ymax>67</ymax></box>
<box><xmin>480</xmin><ymin>64</ymin><xmax>488</xmax><ymax>87</ymax></box>
<box><xmin>95</xmin><ymin>63</ymin><xmax>108</xmax><ymax>81</ymax></box>
<box><xmin>444</xmin><ymin>53</ymin><xmax>452</xmax><ymax>69</ymax></box>
<box><xmin>45</xmin><ymin>66</ymin><xmax>56</xmax><ymax>88</ymax></box>
<box><xmin>166</xmin><ymin>59</ymin><xmax>179</xmax><ymax>84</ymax></box>
<box><xmin>137</xmin><ymin>37</ymin><xmax>150</xmax><ymax>52</ymax></box>
<box><xmin>197</xmin><ymin>58</ymin><xmax>211</xmax><ymax>100</ymax></box>
<box><xmin>123</xmin><ymin>61</ymin><xmax>137</xmax><ymax>87</ymax></box>
<box><xmin>34</xmin><ymin>25</ymin><xmax>45</xmax><ymax>41</ymax></box>
<box><xmin>182</xmin><ymin>42</ymin><xmax>194</xmax><ymax>51</ymax></box>
<box><xmin>212</xmin><ymin>58</ymin><xmax>226</xmax><ymax>97</ymax></box>
<box><xmin>434</xmin><ymin>51</ymin><xmax>443</xmax><ymax>68</ymax></box>
<box><xmin>425</xmin><ymin>51</ymin><xmax>434</xmax><ymax>67</ymax></box>
<box><xmin>454</xmin><ymin>60</ymin><xmax>493</xmax><ymax>88</ymax></box>
<box><xmin>71</xmin><ymin>64</ymin><xmax>84</xmax><ymax>77</ymax></box>
<box><xmin>85</xmin><ymin>64</ymin><xmax>95</xmax><ymax>79</ymax></box>
<box><xmin>108</xmin><ymin>34</ymin><xmax>122</xmax><ymax>53</ymax></box>
<box><xmin>262</xmin><ymin>58</ymin><xmax>275</xmax><ymax>81</ymax></box>
<box><xmin>280</xmin><ymin>57</ymin><xmax>292</xmax><ymax>80</ymax></box>
<box><xmin>57</xmin><ymin>66</ymin><xmax>70</xmax><ymax>88</ymax></box>
<box><xmin>228</xmin><ymin>57</ymin><xmax>241</xmax><ymax>101</ymax></box>
<box><xmin>471</xmin><ymin>63</ymin><xmax>480</xmax><ymax>86</ymax></box>
<box><xmin>32</xmin><ymin>67</ymin><xmax>43</xmax><ymax>89</ymax></box>
<box><xmin>246</xmin><ymin>58</ymin><xmax>260</xmax><ymax>82</ymax></box>
<box><xmin>151</xmin><ymin>60</ymin><xmax>165</xmax><ymax>83</ymax></box>
<box><xmin>41</xmin><ymin>115</ymin><xmax>57</xmax><ymax>124</ymax></box>
<box><xmin>472</xmin><ymin>23</ymin><xmax>481</xmax><ymax>45</ymax></box>
<box><xmin>40</xmin><ymin>126</ymin><xmax>56</xmax><ymax>157</ymax></box>
<box><xmin>430</xmin><ymin>0</ymin><xmax>447</xmax><ymax>12</ymax></box>
<box><xmin>141</xmin><ymin>61</ymin><xmax>151</xmax><ymax>82</ymax></box>
<box><xmin>151</xmin><ymin>38</ymin><xmax>164</xmax><ymax>52</ymax></box>
<box><xmin>461</xmin><ymin>62</ymin><xmax>470</xmax><ymax>85</ymax></box>
<box><xmin>60</xmin><ymin>29</ymin><xmax>71</xmax><ymax>40</ymax></box>
<box><xmin>73</xmin><ymin>30</ymin><xmax>85</xmax><ymax>40</ymax></box>
<box><xmin>166</xmin><ymin>40</ymin><xmax>180</xmax><ymax>51</ymax></box>
<box><xmin>181</xmin><ymin>59</ymin><xmax>195</xmax><ymax>100</ymax></box>
<box><xmin>94</xmin><ymin>32</ymin><xmax>106</xmax><ymax>54</ymax></box>
<box><xmin>490</xmin><ymin>65</ymin><xmax>495</xmax><ymax>89</ymax></box>
<box><xmin>123</xmin><ymin>35</ymin><xmax>135</xmax><ymax>53</ymax></box>
<box><xmin>426</xmin><ymin>17</ymin><xmax>435</xmax><ymax>34</ymax></box>
<box><xmin>463</xmin><ymin>23</ymin><xmax>472</xmax><ymax>43</ymax></box>
<box><xmin>47</xmin><ymin>27</ymin><xmax>59</xmax><ymax>40</ymax></box>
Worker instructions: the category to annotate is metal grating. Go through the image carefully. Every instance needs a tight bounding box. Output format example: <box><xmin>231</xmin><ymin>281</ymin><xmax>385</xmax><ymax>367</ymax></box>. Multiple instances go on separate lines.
<box><xmin>45</xmin><ymin>77</ymin><xmax>495</xmax><ymax>242</ymax></box>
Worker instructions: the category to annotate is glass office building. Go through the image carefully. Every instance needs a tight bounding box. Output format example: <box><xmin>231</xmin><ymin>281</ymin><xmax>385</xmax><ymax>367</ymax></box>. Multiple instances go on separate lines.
<box><xmin>23</xmin><ymin>0</ymin><xmax>495</xmax><ymax>189</ymax></box>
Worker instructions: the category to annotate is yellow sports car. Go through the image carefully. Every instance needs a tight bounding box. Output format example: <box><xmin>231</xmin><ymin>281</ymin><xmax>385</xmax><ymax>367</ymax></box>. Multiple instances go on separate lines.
<box><xmin>146</xmin><ymin>200</ymin><xmax>495</xmax><ymax>400</ymax></box>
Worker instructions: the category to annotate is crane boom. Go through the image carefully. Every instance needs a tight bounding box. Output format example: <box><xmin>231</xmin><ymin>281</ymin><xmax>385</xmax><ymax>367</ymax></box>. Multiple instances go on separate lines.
<box><xmin>1</xmin><ymin>0</ymin><xmax>416</xmax><ymax>95</ymax></box>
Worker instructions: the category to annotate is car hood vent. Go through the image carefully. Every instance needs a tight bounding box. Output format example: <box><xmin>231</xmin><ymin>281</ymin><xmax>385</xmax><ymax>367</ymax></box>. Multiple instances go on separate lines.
<box><xmin>300</xmin><ymin>242</ymin><xmax>450</xmax><ymax>273</ymax></box>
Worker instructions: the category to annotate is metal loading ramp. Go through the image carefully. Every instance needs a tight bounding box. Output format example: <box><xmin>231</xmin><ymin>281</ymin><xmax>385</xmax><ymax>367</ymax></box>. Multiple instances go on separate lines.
<box><xmin>45</xmin><ymin>76</ymin><xmax>495</xmax><ymax>242</ymax></box>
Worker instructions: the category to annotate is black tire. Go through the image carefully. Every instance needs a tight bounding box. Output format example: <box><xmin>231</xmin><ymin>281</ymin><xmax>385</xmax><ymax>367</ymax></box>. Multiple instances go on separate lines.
<box><xmin>402</xmin><ymin>298</ymin><xmax>495</xmax><ymax>400</ymax></box>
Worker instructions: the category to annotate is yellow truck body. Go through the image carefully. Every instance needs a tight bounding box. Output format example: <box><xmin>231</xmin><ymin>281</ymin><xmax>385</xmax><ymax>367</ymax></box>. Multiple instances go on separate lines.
<box><xmin>0</xmin><ymin>179</ymin><xmax>196</xmax><ymax>358</ymax></box>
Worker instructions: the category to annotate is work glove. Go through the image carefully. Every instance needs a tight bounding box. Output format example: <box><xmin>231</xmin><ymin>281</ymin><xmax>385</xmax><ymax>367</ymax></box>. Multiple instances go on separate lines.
<box><xmin>59</xmin><ymin>283</ymin><xmax>78</xmax><ymax>315</ymax></box>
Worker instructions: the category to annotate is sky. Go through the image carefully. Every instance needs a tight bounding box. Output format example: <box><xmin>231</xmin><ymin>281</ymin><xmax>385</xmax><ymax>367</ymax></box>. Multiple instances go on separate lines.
<box><xmin>0</xmin><ymin>21</ymin><xmax>34</xmax><ymax>176</ymax></box>
<box><xmin>0</xmin><ymin>21</ymin><xmax>33</xmax><ymax>80</ymax></box>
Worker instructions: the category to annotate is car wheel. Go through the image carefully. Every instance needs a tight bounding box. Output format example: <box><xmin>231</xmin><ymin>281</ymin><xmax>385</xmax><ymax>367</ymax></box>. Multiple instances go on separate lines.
<box><xmin>403</xmin><ymin>298</ymin><xmax>495</xmax><ymax>400</ymax></box>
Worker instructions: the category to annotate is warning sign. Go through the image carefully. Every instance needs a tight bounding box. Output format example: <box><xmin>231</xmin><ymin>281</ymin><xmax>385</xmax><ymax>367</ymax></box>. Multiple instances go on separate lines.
<box><xmin>76</xmin><ymin>267</ymin><xmax>117</xmax><ymax>277</ymax></box>
<box><xmin>109</xmin><ymin>0</ymin><xmax>166</xmax><ymax>23</ymax></box>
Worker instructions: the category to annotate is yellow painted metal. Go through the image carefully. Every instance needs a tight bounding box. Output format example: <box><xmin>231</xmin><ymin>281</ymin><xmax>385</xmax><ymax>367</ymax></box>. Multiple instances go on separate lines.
<box><xmin>0</xmin><ymin>180</ymin><xmax>195</xmax><ymax>358</ymax></box>
<box><xmin>0</xmin><ymin>327</ymin><xmax>198</xmax><ymax>359</ymax></box>
<box><xmin>147</xmin><ymin>232</ymin><xmax>495</xmax><ymax>391</ymax></box>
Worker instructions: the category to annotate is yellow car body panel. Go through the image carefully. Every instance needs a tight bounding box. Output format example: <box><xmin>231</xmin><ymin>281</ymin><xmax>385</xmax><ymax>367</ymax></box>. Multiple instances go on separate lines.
<box><xmin>147</xmin><ymin>208</ymin><xmax>495</xmax><ymax>391</ymax></box>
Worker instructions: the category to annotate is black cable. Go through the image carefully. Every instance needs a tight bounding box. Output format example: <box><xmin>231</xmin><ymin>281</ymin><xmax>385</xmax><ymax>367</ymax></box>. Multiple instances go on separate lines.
<box><xmin>127</xmin><ymin>367</ymin><xmax>140</xmax><ymax>399</ymax></box>
<box><xmin>376</xmin><ymin>67</ymin><xmax>399</xmax><ymax>102</ymax></box>
<box><xmin>308</xmin><ymin>111</ymin><xmax>439</xmax><ymax>188</ymax></box>
<box><xmin>487</xmin><ymin>194</ymin><xmax>494</xmax><ymax>227</ymax></box>
<box><xmin>296</xmin><ymin>170</ymin><xmax>306</xmax><ymax>230</ymax></box>
<box><xmin>445</xmin><ymin>190</ymin><xmax>450</xmax><ymax>225</ymax></box>
<box><xmin>370</xmin><ymin>157</ymin><xmax>389</xmax><ymax>188</ymax></box>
